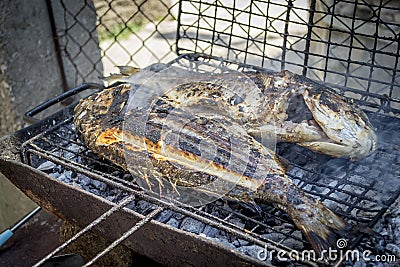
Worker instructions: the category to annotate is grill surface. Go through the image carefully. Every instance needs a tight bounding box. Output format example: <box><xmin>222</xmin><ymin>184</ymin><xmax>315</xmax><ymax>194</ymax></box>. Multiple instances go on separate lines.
<box><xmin>3</xmin><ymin>0</ymin><xmax>400</xmax><ymax>265</ymax></box>
<box><xmin>17</xmin><ymin>54</ymin><xmax>400</xmax><ymax>266</ymax></box>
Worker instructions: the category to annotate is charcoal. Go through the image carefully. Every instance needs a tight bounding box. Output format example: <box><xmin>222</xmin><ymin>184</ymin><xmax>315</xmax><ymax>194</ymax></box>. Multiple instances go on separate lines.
<box><xmin>392</xmin><ymin>217</ymin><xmax>400</xmax><ymax>242</ymax></box>
<box><xmin>56</xmin><ymin>172</ymin><xmax>66</xmax><ymax>182</ymax></box>
<box><xmin>354</xmin><ymin>165</ymin><xmax>370</xmax><ymax>174</ymax></box>
<box><xmin>106</xmin><ymin>195</ymin><xmax>119</xmax><ymax>202</ymax></box>
<box><xmin>37</xmin><ymin>161</ymin><xmax>56</xmax><ymax>171</ymax></box>
<box><xmin>202</xmin><ymin>225</ymin><xmax>220</xmax><ymax>238</ymax></box>
<box><xmin>166</xmin><ymin>217</ymin><xmax>180</xmax><ymax>228</ymax></box>
<box><xmin>352</xmin><ymin>259</ymin><xmax>367</xmax><ymax>267</ymax></box>
<box><xmin>172</xmin><ymin>212</ymin><xmax>185</xmax><ymax>221</ymax></box>
<box><xmin>135</xmin><ymin>200</ymin><xmax>152</xmax><ymax>213</ymax></box>
<box><xmin>90</xmin><ymin>180</ymin><xmax>107</xmax><ymax>191</ymax></box>
<box><xmin>386</xmin><ymin>243</ymin><xmax>400</xmax><ymax>258</ymax></box>
<box><xmin>57</xmin><ymin>171</ymin><xmax>72</xmax><ymax>184</ymax></box>
<box><xmin>156</xmin><ymin>210</ymin><xmax>174</xmax><ymax>223</ymax></box>
<box><xmin>49</xmin><ymin>172</ymin><xmax>61</xmax><ymax>179</ymax></box>
<box><xmin>287</xmin><ymin>167</ymin><xmax>304</xmax><ymax>179</ymax></box>
<box><xmin>238</xmin><ymin>244</ymin><xmax>264</xmax><ymax>259</ymax></box>
<box><xmin>232</xmin><ymin>239</ymin><xmax>249</xmax><ymax>247</ymax></box>
<box><xmin>229</xmin><ymin>217</ymin><xmax>245</xmax><ymax>229</ymax></box>
<box><xmin>180</xmin><ymin>217</ymin><xmax>205</xmax><ymax>234</ymax></box>
<box><xmin>55</xmin><ymin>165</ymin><xmax>65</xmax><ymax>174</ymax></box>
<box><xmin>114</xmin><ymin>192</ymin><xmax>130</xmax><ymax>203</ymax></box>
<box><xmin>262</xmin><ymin>232</ymin><xmax>287</xmax><ymax>242</ymax></box>
<box><xmin>78</xmin><ymin>174</ymin><xmax>91</xmax><ymax>186</ymax></box>
<box><xmin>286</xmin><ymin>231</ymin><xmax>304</xmax><ymax>250</ymax></box>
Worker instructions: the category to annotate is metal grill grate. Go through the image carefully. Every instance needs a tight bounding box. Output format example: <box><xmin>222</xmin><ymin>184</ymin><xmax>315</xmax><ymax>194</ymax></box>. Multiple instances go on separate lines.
<box><xmin>49</xmin><ymin>0</ymin><xmax>179</xmax><ymax>87</ymax></box>
<box><xmin>176</xmin><ymin>0</ymin><xmax>400</xmax><ymax>114</ymax></box>
<box><xmin>20</xmin><ymin>55</ymin><xmax>400</xmax><ymax>266</ymax></box>
<box><xmin>36</xmin><ymin>0</ymin><xmax>400</xmax><ymax>265</ymax></box>
<box><xmin>49</xmin><ymin>0</ymin><xmax>400</xmax><ymax>112</ymax></box>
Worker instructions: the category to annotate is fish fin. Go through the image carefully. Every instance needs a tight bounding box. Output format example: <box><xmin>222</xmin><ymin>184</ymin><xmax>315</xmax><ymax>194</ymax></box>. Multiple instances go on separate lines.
<box><xmin>117</xmin><ymin>66</ymin><xmax>141</xmax><ymax>76</ymax></box>
<box><xmin>103</xmin><ymin>74</ymin><xmax>128</xmax><ymax>84</ymax></box>
<box><xmin>143</xmin><ymin>173</ymin><xmax>153</xmax><ymax>192</ymax></box>
<box><xmin>289</xmin><ymin>200</ymin><xmax>351</xmax><ymax>257</ymax></box>
<box><xmin>168</xmin><ymin>179</ymin><xmax>181</xmax><ymax>196</ymax></box>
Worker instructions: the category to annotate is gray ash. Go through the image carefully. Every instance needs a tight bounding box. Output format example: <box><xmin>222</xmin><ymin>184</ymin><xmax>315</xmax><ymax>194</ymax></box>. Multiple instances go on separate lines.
<box><xmin>29</xmin><ymin>110</ymin><xmax>400</xmax><ymax>266</ymax></box>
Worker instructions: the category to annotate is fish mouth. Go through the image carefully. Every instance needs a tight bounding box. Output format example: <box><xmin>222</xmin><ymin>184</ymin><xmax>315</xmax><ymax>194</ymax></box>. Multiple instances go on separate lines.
<box><xmin>350</xmin><ymin>127</ymin><xmax>378</xmax><ymax>160</ymax></box>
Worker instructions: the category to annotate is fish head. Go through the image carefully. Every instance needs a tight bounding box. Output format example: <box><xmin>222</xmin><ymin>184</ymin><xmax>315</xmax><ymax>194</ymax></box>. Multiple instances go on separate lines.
<box><xmin>300</xmin><ymin>85</ymin><xmax>377</xmax><ymax>160</ymax></box>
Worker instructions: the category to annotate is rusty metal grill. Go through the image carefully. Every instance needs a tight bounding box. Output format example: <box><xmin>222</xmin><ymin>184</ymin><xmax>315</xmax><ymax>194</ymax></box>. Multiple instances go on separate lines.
<box><xmin>18</xmin><ymin>54</ymin><xmax>400</xmax><ymax>266</ymax></box>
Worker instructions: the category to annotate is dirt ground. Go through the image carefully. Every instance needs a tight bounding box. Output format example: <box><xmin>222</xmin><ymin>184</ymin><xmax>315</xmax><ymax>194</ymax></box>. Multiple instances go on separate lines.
<box><xmin>0</xmin><ymin>174</ymin><xmax>37</xmax><ymax>233</ymax></box>
<box><xmin>0</xmin><ymin>210</ymin><xmax>62</xmax><ymax>267</ymax></box>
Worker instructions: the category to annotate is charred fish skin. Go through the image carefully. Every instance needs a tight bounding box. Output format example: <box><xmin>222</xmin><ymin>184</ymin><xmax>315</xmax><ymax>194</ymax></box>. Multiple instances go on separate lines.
<box><xmin>74</xmin><ymin>80</ymin><xmax>350</xmax><ymax>256</ymax></box>
<box><xmin>246</xmin><ymin>70</ymin><xmax>378</xmax><ymax>160</ymax></box>
<box><xmin>104</xmin><ymin>67</ymin><xmax>378</xmax><ymax>160</ymax></box>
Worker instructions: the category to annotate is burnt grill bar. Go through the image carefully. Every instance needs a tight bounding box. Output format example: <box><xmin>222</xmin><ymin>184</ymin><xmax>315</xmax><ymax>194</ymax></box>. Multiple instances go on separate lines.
<box><xmin>22</xmin><ymin>131</ymin><xmax>317</xmax><ymax>265</ymax></box>
<box><xmin>83</xmin><ymin>206</ymin><xmax>164</xmax><ymax>267</ymax></box>
<box><xmin>33</xmin><ymin>196</ymin><xmax>136</xmax><ymax>267</ymax></box>
<box><xmin>1</xmin><ymin>0</ymin><xmax>399</xmax><ymax>264</ymax></box>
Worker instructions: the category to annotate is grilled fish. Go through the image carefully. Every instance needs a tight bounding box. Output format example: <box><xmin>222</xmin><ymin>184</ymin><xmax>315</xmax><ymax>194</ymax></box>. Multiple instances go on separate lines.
<box><xmin>72</xmin><ymin>68</ymin><xmax>373</xmax><ymax>255</ymax></box>
<box><xmin>105</xmin><ymin>66</ymin><xmax>377</xmax><ymax>160</ymax></box>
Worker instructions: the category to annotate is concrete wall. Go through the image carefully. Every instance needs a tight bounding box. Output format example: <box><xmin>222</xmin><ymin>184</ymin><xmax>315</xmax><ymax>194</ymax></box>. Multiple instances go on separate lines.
<box><xmin>0</xmin><ymin>0</ymin><xmax>101</xmax><ymax>231</ymax></box>
<box><xmin>0</xmin><ymin>0</ymin><xmax>64</xmax><ymax>231</ymax></box>
<box><xmin>51</xmin><ymin>0</ymin><xmax>103</xmax><ymax>87</ymax></box>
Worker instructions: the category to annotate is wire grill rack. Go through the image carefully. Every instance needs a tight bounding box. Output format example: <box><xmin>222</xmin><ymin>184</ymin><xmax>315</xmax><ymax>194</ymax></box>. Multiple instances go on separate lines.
<box><xmin>20</xmin><ymin>54</ymin><xmax>400</xmax><ymax>266</ymax></box>
<box><xmin>176</xmin><ymin>0</ymin><xmax>400</xmax><ymax>114</ymax></box>
<box><xmin>49</xmin><ymin>0</ymin><xmax>400</xmax><ymax>116</ymax></box>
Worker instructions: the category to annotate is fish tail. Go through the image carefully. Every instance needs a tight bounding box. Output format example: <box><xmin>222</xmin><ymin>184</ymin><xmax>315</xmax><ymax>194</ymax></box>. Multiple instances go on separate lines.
<box><xmin>117</xmin><ymin>66</ymin><xmax>141</xmax><ymax>76</ymax></box>
<box><xmin>288</xmin><ymin>198</ymin><xmax>350</xmax><ymax>255</ymax></box>
<box><xmin>102</xmin><ymin>66</ymin><xmax>141</xmax><ymax>84</ymax></box>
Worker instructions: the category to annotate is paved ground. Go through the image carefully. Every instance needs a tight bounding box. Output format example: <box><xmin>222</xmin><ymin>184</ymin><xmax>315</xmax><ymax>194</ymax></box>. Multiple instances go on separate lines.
<box><xmin>99</xmin><ymin>0</ymin><xmax>309</xmax><ymax>75</ymax></box>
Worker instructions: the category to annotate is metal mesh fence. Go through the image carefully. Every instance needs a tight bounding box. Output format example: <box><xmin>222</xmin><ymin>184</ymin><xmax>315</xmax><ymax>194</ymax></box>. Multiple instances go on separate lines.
<box><xmin>50</xmin><ymin>0</ymin><xmax>399</xmax><ymax>113</ymax></box>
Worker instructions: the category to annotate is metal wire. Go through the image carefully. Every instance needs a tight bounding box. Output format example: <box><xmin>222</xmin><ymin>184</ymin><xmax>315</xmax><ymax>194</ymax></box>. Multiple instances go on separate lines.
<box><xmin>49</xmin><ymin>0</ymin><xmax>399</xmax><ymax>114</ymax></box>
<box><xmin>83</xmin><ymin>206</ymin><xmax>164</xmax><ymax>266</ymax></box>
<box><xmin>19</xmin><ymin>55</ymin><xmax>400</xmax><ymax>266</ymax></box>
<box><xmin>33</xmin><ymin>195</ymin><xmax>135</xmax><ymax>267</ymax></box>
<box><xmin>49</xmin><ymin>0</ymin><xmax>179</xmax><ymax>87</ymax></box>
<box><xmin>176</xmin><ymin>0</ymin><xmax>400</xmax><ymax>114</ymax></box>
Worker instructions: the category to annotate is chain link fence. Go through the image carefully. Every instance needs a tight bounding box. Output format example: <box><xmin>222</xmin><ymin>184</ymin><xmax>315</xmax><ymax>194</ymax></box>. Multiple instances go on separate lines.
<box><xmin>49</xmin><ymin>0</ymin><xmax>399</xmax><ymax>113</ymax></box>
